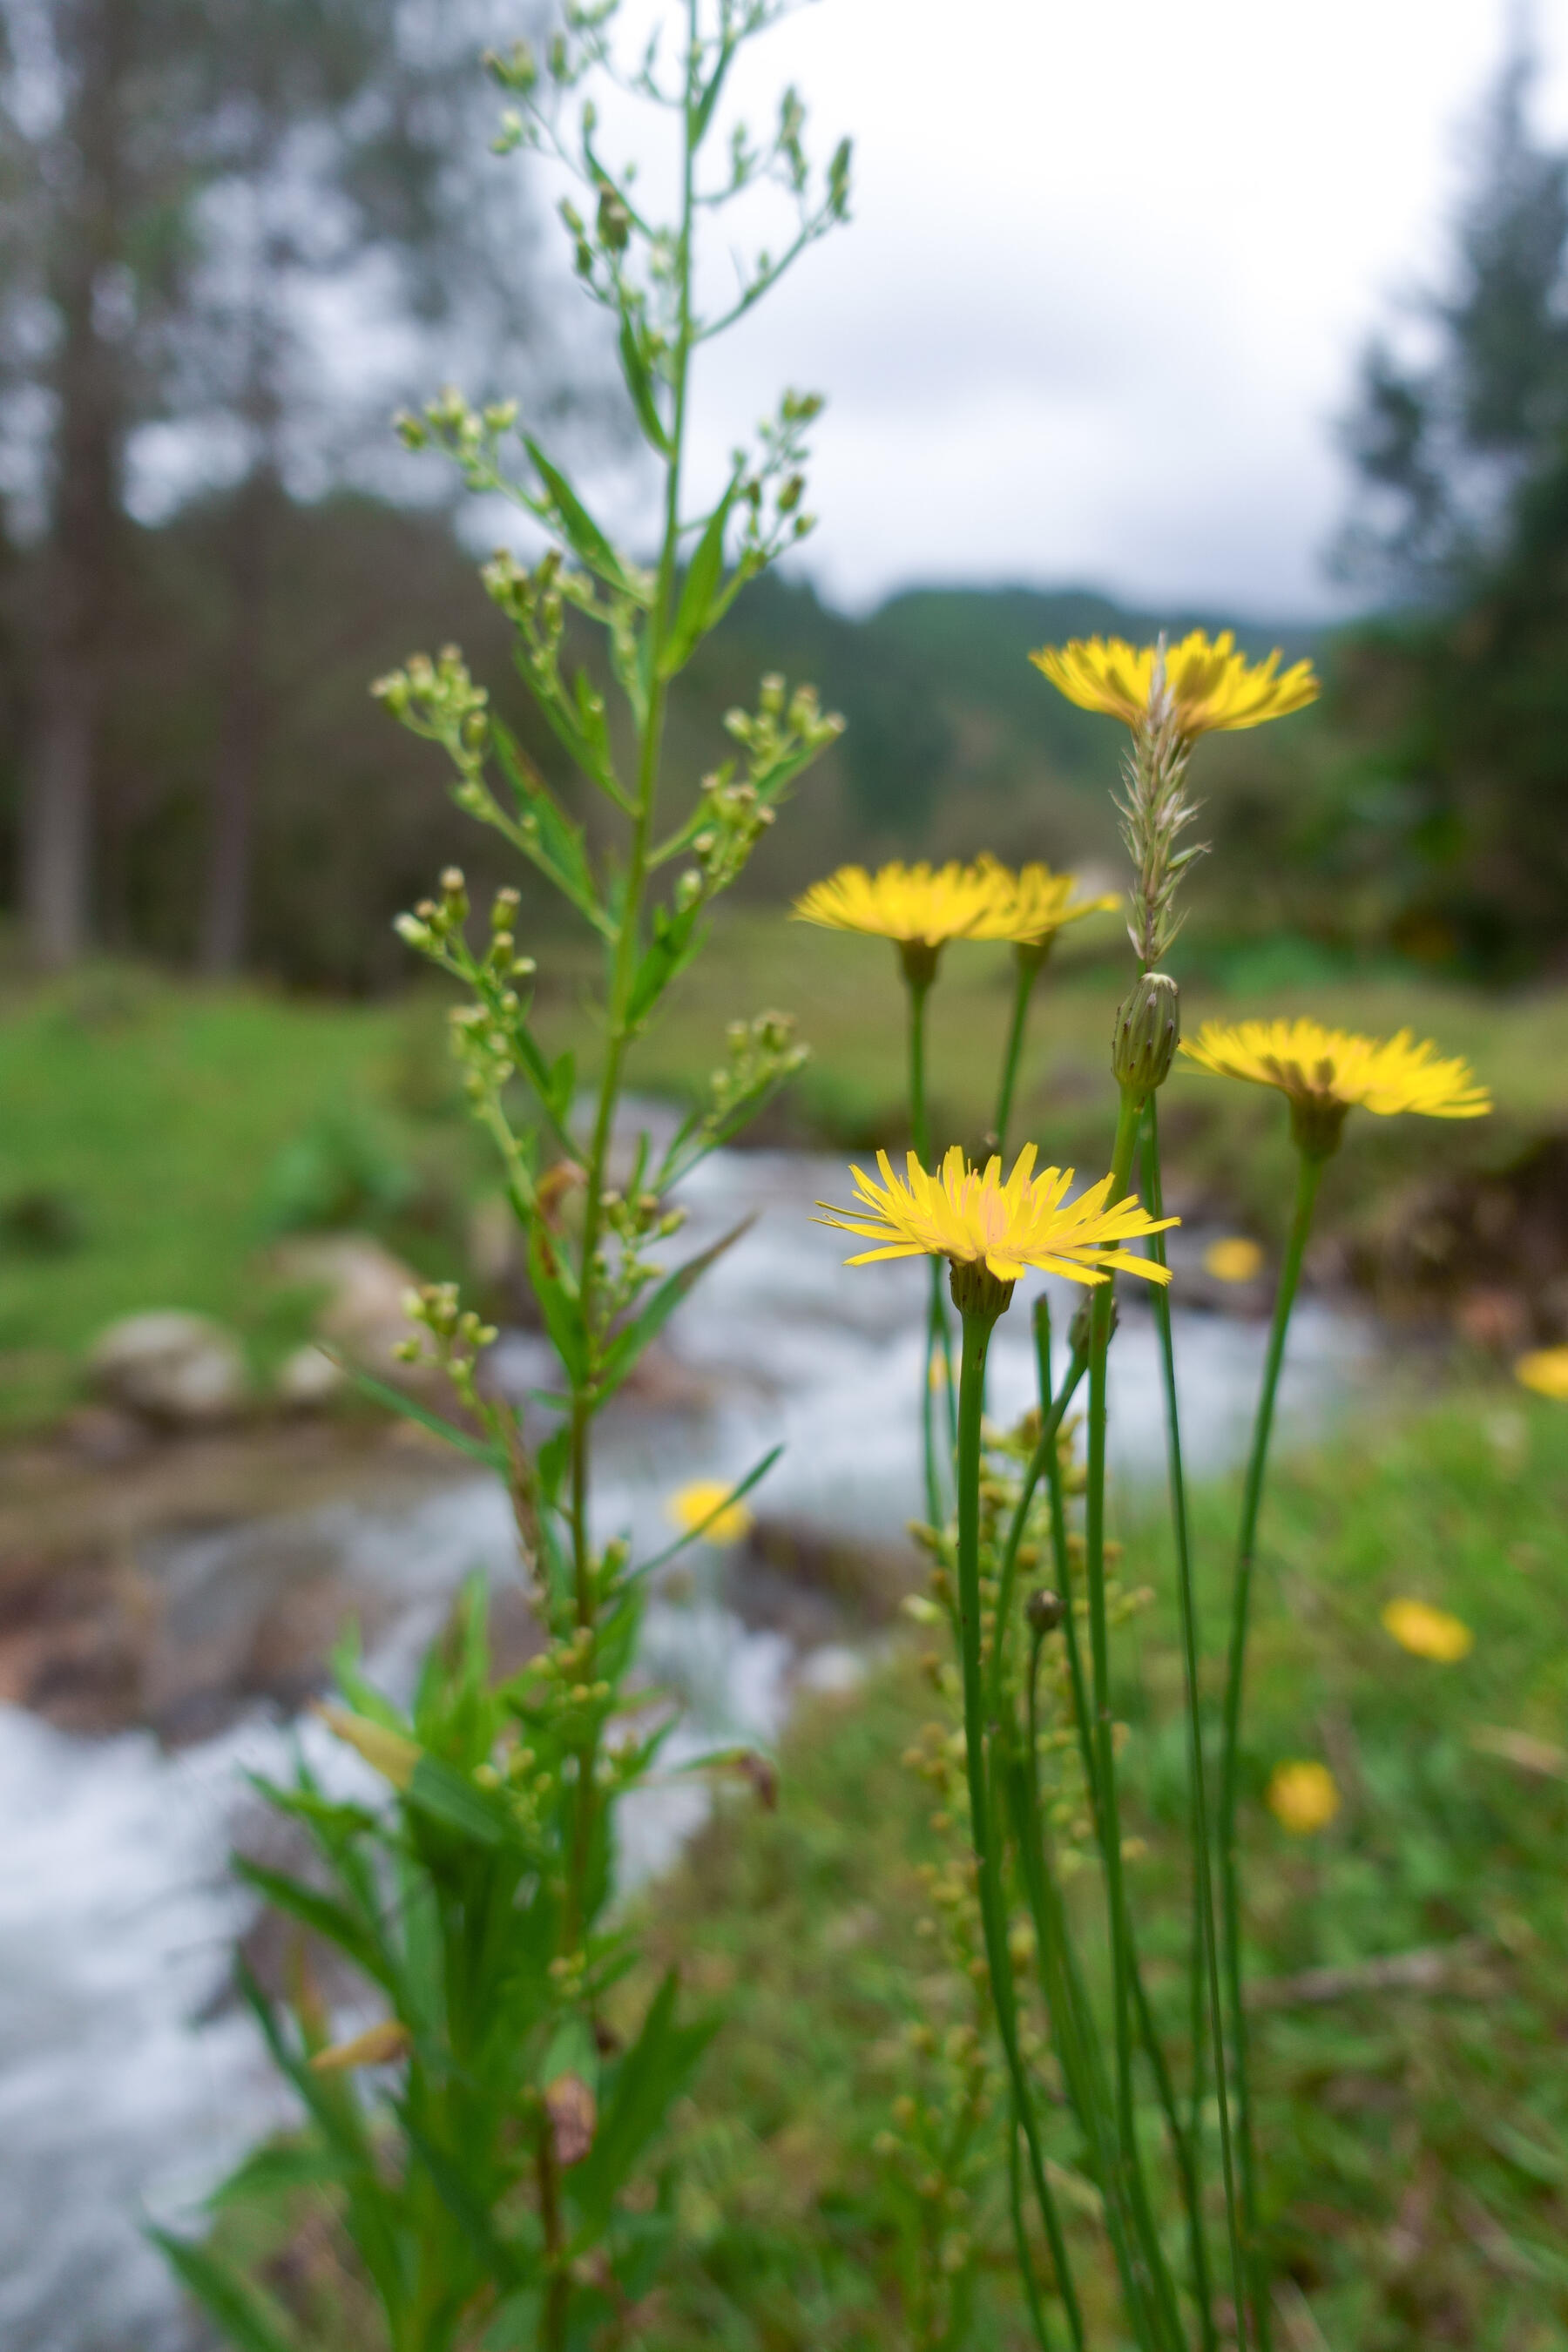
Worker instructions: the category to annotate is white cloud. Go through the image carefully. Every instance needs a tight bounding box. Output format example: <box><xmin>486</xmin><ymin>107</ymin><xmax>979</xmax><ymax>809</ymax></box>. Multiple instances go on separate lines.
<box><xmin>561</xmin><ymin>0</ymin><xmax>1568</xmax><ymax>616</ymax></box>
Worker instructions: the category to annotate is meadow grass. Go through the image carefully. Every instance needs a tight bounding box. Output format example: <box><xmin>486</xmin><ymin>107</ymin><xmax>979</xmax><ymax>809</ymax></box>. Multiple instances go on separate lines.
<box><xmin>0</xmin><ymin>967</ymin><xmax>477</xmax><ymax>1428</ymax></box>
<box><xmin>632</xmin><ymin>1387</ymin><xmax>1568</xmax><ymax>2352</ymax></box>
<box><xmin>3</xmin><ymin>918</ymin><xmax>1565</xmax><ymax>1429</ymax></box>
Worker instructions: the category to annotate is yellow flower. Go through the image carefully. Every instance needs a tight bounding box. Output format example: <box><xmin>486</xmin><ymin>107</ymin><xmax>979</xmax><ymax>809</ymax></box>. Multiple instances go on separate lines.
<box><xmin>815</xmin><ymin>1142</ymin><xmax>1177</xmax><ymax>1288</ymax></box>
<box><xmin>1203</xmin><ymin>1236</ymin><xmax>1264</xmax><ymax>1284</ymax></box>
<box><xmin>791</xmin><ymin>860</ymin><xmax>1006</xmax><ymax>949</ymax></box>
<box><xmin>1382</xmin><ymin>1597</ymin><xmax>1474</xmax><ymax>1663</ymax></box>
<box><xmin>666</xmin><ymin>1478</ymin><xmax>754</xmax><ymax>1546</ymax></box>
<box><xmin>1516</xmin><ymin>1347</ymin><xmax>1568</xmax><ymax>1401</ymax></box>
<box><xmin>970</xmin><ymin>858</ymin><xmax>1120</xmax><ymax>950</ymax></box>
<box><xmin>1265</xmin><ymin>1760</ymin><xmax>1340</xmax><ymax>1835</ymax></box>
<box><xmin>1179</xmin><ymin>1019</ymin><xmax>1490</xmax><ymax>1130</ymax></box>
<box><xmin>1030</xmin><ymin>628</ymin><xmax>1318</xmax><ymax>740</ymax></box>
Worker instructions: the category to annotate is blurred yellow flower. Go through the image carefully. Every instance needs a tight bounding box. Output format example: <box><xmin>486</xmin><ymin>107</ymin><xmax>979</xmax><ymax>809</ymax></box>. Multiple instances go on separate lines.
<box><xmin>1203</xmin><ymin>1236</ymin><xmax>1264</xmax><ymax>1284</ymax></box>
<box><xmin>815</xmin><ymin>1142</ymin><xmax>1177</xmax><ymax>1288</ymax></box>
<box><xmin>1179</xmin><ymin>1019</ymin><xmax>1490</xmax><ymax>1122</ymax></box>
<box><xmin>1030</xmin><ymin>629</ymin><xmax>1318</xmax><ymax>740</ymax></box>
<box><xmin>1381</xmin><ymin>1598</ymin><xmax>1474</xmax><ymax>1662</ymax></box>
<box><xmin>971</xmin><ymin>858</ymin><xmax>1120</xmax><ymax>950</ymax></box>
<box><xmin>666</xmin><ymin>1479</ymin><xmax>754</xmax><ymax>1546</ymax></box>
<box><xmin>1515</xmin><ymin>1347</ymin><xmax>1568</xmax><ymax>1401</ymax></box>
<box><xmin>1265</xmin><ymin>1760</ymin><xmax>1341</xmax><ymax>1835</ymax></box>
<box><xmin>790</xmin><ymin>860</ymin><xmax>1004</xmax><ymax>949</ymax></box>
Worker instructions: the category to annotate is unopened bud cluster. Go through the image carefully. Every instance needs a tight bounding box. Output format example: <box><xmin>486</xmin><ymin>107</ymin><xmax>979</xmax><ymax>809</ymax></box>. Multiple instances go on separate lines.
<box><xmin>706</xmin><ymin>1010</ymin><xmax>808</xmax><ymax>1129</ymax></box>
<box><xmin>372</xmin><ymin>645</ymin><xmax>490</xmax><ymax>766</ymax></box>
<box><xmin>395</xmin><ymin>1281</ymin><xmax>498</xmax><ymax>1416</ymax></box>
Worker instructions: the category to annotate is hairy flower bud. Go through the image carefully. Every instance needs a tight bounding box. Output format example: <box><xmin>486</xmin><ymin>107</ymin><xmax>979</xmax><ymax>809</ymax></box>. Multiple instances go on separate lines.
<box><xmin>1112</xmin><ymin>971</ymin><xmax>1179</xmax><ymax>1095</ymax></box>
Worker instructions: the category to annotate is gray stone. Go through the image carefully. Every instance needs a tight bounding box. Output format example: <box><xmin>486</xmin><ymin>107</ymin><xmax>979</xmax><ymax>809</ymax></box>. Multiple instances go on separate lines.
<box><xmin>87</xmin><ymin>1311</ymin><xmax>248</xmax><ymax>1425</ymax></box>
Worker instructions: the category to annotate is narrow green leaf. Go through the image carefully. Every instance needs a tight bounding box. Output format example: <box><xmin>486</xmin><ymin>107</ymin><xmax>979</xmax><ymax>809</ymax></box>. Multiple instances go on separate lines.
<box><xmin>208</xmin><ymin>2139</ymin><xmax>349</xmax><ymax>2209</ymax></box>
<box><xmin>618</xmin><ymin>314</ymin><xmax>670</xmax><ymax>454</ymax></box>
<box><xmin>624</xmin><ymin>900</ymin><xmax>704</xmax><ymax>1031</ymax></box>
<box><xmin>401</xmin><ymin>2107</ymin><xmax>520</xmax><ymax>2283</ymax></box>
<box><xmin>328</xmin><ymin>1358</ymin><xmax>507</xmax><ymax>1474</ymax></box>
<box><xmin>569</xmin><ymin>1971</ymin><xmax>718</xmax><ymax>2238</ymax></box>
<box><xmin>405</xmin><ymin>1753</ymin><xmax>510</xmax><ymax>1848</ymax></box>
<box><xmin>660</xmin><ymin>476</ymin><xmax>740</xmax><ymax>677</ymax></box>
<box><xmin>524</xmin><ymin>437</ymin><xmax>631</xmax><ymax>593</ymax></box>
<box><xmin>597</xmin><ymin>1218</ymin><xmax>754</xmax><ymax>1401</ymax></box>
<box><xmin>233</xmin><ymin>1860</ymin><xmax>394</xmax><ymax>1992</ymax></box>
<box><xmin>490</xmin><ymin>722</ymin><xmax>612</xmax><ymax>936</ymax></box>
<box><xmin>152</xmin><ymin>2231</ymin><xmax>300</xmax><ymax>2352</ymax></box>
<box><xmin>537</xmin><ymin>1424</ymin><xmax>571</xmax><ymax>1508</ymax></box>
<box><xmin>527</xmin><ymin>1223</ymin><xmax>589</xmax><ymax>1386</ymax></box>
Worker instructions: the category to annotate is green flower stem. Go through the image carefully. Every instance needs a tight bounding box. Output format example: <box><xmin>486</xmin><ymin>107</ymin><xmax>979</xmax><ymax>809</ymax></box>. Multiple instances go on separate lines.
<box><xmin>1004</xmin><ymin>1723</ymin><xmax>1168</xmax><ymax>2352</ymax></box>
<box><xmin>1084</xmin><ymin>1085</ymin><xmax>1146</xmax><ymax>2175</ymax></box>
<box><xmin>905</xmin><ymin>957</ymin><xmax>956</xmax><ymax>1524</ymax></box>
<box><xmin>1009</xmin><ymin>2122</ymin><xmax>1053</xmax><ymax>2352</ymax></box>
<box><xmin>994</xmin><ymin>943</ymin><xmax>1048</xmax><ymax>1160</ymax></box>
<box><xmin>1032</xmin><ymin>1307</ymin><xmax>1194</xmax><ymax>2350</ymax></box>
<box><xmin>1219</xmin><ymin>1142</ymin><xmax>1325</xmax><ymax>2352</ymax></box>
<box><xmin>956</xmin><ymin>1298</ymin><xmax>1083</xmax><ymax>2351</ymax></box>
<box><xmin>985</xmin><ymin>1323</ymin><xmax>1088</xmax><ymax>1719</ymax></box>
<box><xmin>1140</xmin><ymin>1096</ymin><xmax>1243</xmax><ymax>2352</ymax></box>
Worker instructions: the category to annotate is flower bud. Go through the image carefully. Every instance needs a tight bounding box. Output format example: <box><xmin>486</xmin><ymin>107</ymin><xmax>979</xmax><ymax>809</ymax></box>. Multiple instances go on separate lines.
<box><xmin>1111</xmin><ymin>971</ymin><xmax>1179</xmax><ymax>1095</ymax></box>
<box><xmin>1026</xmin><ymin>1588</ymin><xmax>1065</xmax><ymax>1634</ymax></box>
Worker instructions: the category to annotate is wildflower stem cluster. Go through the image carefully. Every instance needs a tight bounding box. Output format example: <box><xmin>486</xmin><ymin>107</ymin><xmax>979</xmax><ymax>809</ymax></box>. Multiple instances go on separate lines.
<box><xmin>818</xmin><ymin>622</ymin><xmax>1487</xmax><ymax>2350</ymax></box>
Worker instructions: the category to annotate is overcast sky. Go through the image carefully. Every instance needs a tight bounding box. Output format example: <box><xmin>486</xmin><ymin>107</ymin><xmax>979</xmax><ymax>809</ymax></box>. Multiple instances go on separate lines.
<box><xmin>573</xmin><ymin>0</ymin><xmax>1568</xmax><ymax>621</ymax></box>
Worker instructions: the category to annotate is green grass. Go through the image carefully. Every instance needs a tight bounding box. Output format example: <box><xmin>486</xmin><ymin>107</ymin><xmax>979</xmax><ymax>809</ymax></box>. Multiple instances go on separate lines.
<box><xmin>4</xmin><ymin>918</ymin><xmax>1566</xmax><ymax>1429</ymax></box>
<box><xmin>0</xmin><ymin>967</ymin><xmax>478</xmax><ymax>1428</ymax></box>
<box><xmin>632</xmin><ymin>1388</ymin><xmax>1568</xmax><ymax>2351</ymax></box>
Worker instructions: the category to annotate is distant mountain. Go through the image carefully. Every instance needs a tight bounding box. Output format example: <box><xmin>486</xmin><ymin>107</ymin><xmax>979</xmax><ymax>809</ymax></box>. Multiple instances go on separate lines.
<box><xmin>690</xmin><ymin>573</ymin><xmax>1326</xmax><ymax>852</ymax></box>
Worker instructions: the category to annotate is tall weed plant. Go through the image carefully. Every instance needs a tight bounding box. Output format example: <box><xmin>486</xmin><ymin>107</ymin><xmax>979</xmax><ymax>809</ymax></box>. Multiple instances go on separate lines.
<box><xmin>161</xmin><ymin>4</ymin><xmax>849</xmax><ymax>2347</ymax></box>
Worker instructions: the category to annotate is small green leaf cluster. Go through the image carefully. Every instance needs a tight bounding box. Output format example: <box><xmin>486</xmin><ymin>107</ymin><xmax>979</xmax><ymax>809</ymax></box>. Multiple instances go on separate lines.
<box><xmin>160</xmin><ymin>1585</ymin><xmax>715</xmax><ymax>2349</ymax></box>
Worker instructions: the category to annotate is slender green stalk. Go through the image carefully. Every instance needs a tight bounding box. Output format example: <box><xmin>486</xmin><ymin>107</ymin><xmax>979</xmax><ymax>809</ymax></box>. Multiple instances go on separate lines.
<box><xmin>994</xmin><ymin>945</ymin><xmax>1045</xmax><ymax>1159</ymax></box>
<box><xmin>907</xmin><ymin>959</ymin><xmax>956</xmax><ymax>1523</ymax></box>
<box><xmin>1009</xmin><ymin>2123</ymin><xmax>1054</xmax><ymax>2352</ymax></box>
<box><xmin>561</xmin><ymin>20</ymin><xmax>700</xmax><ymax>1989</ymax></box>
<box><xmin>985</xmin><ymin>1328</ymin><xmax>1087</xmax><ymax>1718</ymax></box>
<box><xmin>955</xmin><ymin>1297</ymin><xmax>1083</xmax><ymax>2350</ymax></box>
<box><xmin>1141</xmin><ymin>1097</ymin><xmax>1243</xmax><ymax>2352</ymax></box>
<box><xmin>1218</xmin><ymin>1144</ymin><xmax>1325</xmax><ymax>2352</ymax></box>
<box><xmin>1082</xmin><ymin>1086</ymin><xmax>1146</xmax><ymax>2171</ymax></box>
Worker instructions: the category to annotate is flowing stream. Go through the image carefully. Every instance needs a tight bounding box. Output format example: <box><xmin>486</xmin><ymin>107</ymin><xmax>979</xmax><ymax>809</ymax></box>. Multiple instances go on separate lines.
<box><xmin>0</xmin><ymin>1145</ymin><xmax>1373</xmax><ymax>2350</ymax></box>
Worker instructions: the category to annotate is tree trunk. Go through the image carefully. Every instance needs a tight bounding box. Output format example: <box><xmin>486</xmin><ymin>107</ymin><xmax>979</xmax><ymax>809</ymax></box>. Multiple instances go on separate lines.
<box><xmin>200</xmin><ymin>470</ymin><xmax>273</xmax><ymax>975</ymax></box>
<box><xmin>21</xmin><ymin>644</ymin><xmax>100</xmax><ymax>968</ymax></box>
<box><xmin>20</xmin><ymin>0</ymin><xmax>128</xmax><ymax>969</ymax></box>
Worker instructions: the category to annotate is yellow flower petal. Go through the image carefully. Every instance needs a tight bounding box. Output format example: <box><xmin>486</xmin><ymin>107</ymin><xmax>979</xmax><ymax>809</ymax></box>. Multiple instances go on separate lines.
<box><xmin>815</xmin><ymin>1146</ymin><xmax>1178</xmax><ymax>1290</ymax></box>
<box><xmin>1265</xmin><ymin>1760</ymin><xmax>1340</xmax><ymax>1835</ymax></box>
<box><xmin>1516</xmin><ymin>1347</ymin><xmax>1568</xmax><ymax>1401</ymax></box>
<box><xmin>1381</xmin><ymin>1598</ymin><xmax>1474</xmax><ymax>1663</ymax></box>
<box><xmin>790</xmin><ymin>860</ymin><xmax>1007</xmax><ymax>948</ymax></box>
<box><xmin>666</xmin><ymin>1479</ymin><xmax>754</xmax><ymax>1546</ymax></box>
<box><xmin>1203</xmin><ymin>1236</ymin><xmax>1264</xmax><ymax>1284</ymax></box>
<box><xmin>1031</xmin><ymin>628</ymin><xmax>1319</xmax><ymax>740</ymax></box>
<box><xmin>967</xmin><ymin>856</ymin><xmax>1120</xmax><ymax>948</ymax></box>
<box><xmin>1179</xmin><ymin>1018</ymin><xmax>1490</xmax><ymax>1122</ymax></box>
